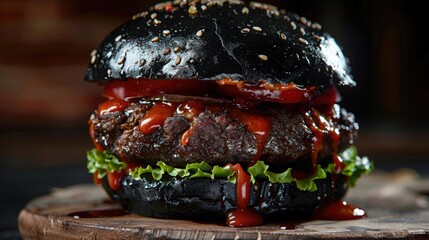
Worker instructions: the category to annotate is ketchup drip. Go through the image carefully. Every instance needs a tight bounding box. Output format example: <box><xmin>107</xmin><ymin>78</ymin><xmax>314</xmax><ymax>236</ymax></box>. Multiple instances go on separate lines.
<box><xmin>226</xmin><ymin>163</ymin><xmax>263</xmax><ymax>227</ymax></box>
<box><xmin>313</xmin><ymin>200</ymin><xmax>367</xmax><ymax>220</ymax></box>
<box><xmin>302</xmin><ymin>109</ymin><xmax>325</xmax><ymax>173</ymax></box>
<box><xmin>326</xmin><ymin>105</ymin><xmax>345</xmax><ymax>173</ymax></box>
<box><xmin>139</xmin><ymin>102</ymin><xmax>179</xmax><ymax>134</ymax></box>
<box><xmin>93</xmin><ymin>171</ymin><xmax>102</xmax><ymax>185</ymax></box>
<box><xmin>89</xmin><ymin>122</ymin><xmax>104</xmax><ymax>152</ymax></box>
<box><xmin>107</xmin><ymin>171</ymin><xmax>123</xmax><ymax>190</ymax></box>
<box><xmin>229</xmin><ymin>109</ymin><xmax>271</xmax><ymax>165</ymax></box>
<box><xmin>177</xmin><ymin>101</ymin><xmax>205</xmax><ymax>146</ymax></box>
<box><xmin>97</xmin><ymin>99</ymin><xmax>130</xmax><ymax>117</ymax></box>
<box><xmin>301</xmin><ymin>107</ymin><xmax>344</xmax><ymax>176</ymax></box>
<box><xmin>90</xmin><ymin>99</ymin><xmax>131</xmax><ymax>152</ymax></box>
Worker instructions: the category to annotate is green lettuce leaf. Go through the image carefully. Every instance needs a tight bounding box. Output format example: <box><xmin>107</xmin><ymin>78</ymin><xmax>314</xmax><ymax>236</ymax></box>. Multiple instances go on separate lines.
<box><xmin>86</xmin><ymin>149</ymin><xmax>126</xmax><ymax>179</ymax></box>
<box><xmin>248</xmin><ymin>161</ymin><xmax>326</xmax><ymax>192</ymax></box>
<box><xmin>325</xmin><ymin>146</ymin><xmax>374</xmax><ymax>187</ymax></box>
<box><xmin>87</xmin><ymin>145</ymin><xmax>373</xmax><ymax>192</ymax></box>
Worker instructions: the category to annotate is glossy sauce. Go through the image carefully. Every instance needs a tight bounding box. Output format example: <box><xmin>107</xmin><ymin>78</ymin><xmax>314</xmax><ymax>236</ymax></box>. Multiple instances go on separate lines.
<box><xmin>104</xmin><ymin>79</ymin><xmax>213</xmax><ymax>101</ymax></box>
<box><xmin>313</xmin><ymin>201</ymin><xmax>367</xmax><ymax>220</ymax></box>
<box><xmin>107</xmin><ymin>171</ymin><xmax>124</xmax><ymax>190</ymax></box>
<box><xmin>93</xmin><ymin>171</ymin><xmax>102</xmax><ymax>185</ymax></box>
<box><xmin>229</xmin><ymin>109</ymin><xmax>271</xmax><ymax>165</ymax></box>
<box><xmin>97</xmin><ymin>99</ymin><xmax>130</xmax><ymax>117</ymax></box>
<box><xmin>302</xmin><ymin>107</ymin><xmax>344</xmax><ymax>175</ymax></box>
<box><xmin>216</xmin><ymin>79</ymin><xmax>314</xmax><ymax>104</ymax></box>
<box><xmin>139</xmin><ymin>102</ymin><xmax>179</xmax><ymax>134</ymax></box>
<box><xmin>177</xmin><ymin>101</ymin><xmax>205</xmax><ymax>146</ymax></box>
<box><xmin>89</xmin><ymin>122</ymin><xmax>104</xmax><ymax>152</ymax></box>
<box><xmin>226</xmin><ymin>163</ymin><xmax>263</xmax><ymax>227</ymax></box>
<box><xmin>67</xmin><ymin>209</ymin><xmax>128</xmax><ymax>218</ymax></box>
<box><xmin>302</xmin><ymin>109</ymin><xmax>325</xmax><ymax>173</ymax></box>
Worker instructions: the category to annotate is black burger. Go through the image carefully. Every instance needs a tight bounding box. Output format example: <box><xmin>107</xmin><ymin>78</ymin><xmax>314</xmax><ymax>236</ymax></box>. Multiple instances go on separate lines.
<box><xmin>85</xmin><ymin>0</ymin><xmax>373</xmax><ymax>227</ymax></box>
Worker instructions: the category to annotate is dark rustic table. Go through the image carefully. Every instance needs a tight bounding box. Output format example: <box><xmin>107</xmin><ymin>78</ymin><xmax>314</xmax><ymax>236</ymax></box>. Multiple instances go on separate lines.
<box><xmin>15</xmin><ymin>168</ymin><xmax>429</xmax><ymax>239</ymax></box>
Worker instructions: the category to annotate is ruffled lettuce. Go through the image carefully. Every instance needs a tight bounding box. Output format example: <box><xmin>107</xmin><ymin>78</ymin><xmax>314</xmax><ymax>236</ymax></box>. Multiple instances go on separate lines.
<box><xmin>86</xmin><ymin>149</ymin><xmax>126</xmax><ymax>179</ymax></box>
<box><xmin>87</xmin><ymin>146</ymin><xmax>373</xmax><ymax>192</ymax></box>
<box><xmin>248</xmin><ymin>162</ymin><xmax>326</xmax><ymax>191</ymax></box>
<box><xmin>325</xmin><ymin>146</ymin><xmax>374</xmax><ymax>187</ymax></box>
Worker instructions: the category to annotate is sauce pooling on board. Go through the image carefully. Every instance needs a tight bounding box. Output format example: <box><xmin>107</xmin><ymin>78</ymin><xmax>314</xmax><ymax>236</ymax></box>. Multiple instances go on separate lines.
<box><xmin>225</xmin><ymin>163</ymin><xmax>263</xmax><ymax>227</ymax></box>
<box><xmin>313</xmin><ymin>200</ymin><xmax>367</xmax><ymax>220</ymax></box>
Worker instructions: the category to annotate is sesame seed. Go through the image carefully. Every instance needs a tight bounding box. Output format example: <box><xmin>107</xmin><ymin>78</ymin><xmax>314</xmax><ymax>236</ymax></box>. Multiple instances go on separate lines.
<box><xmin>176</xmin><ymin>56</ymin><xmax>182</xmax><ymax>65</ymax></box>
<box><xmin>151</xmin><ymin>37</ymin><xmax>160</xmax><ymax>42</ymax></box>
<box><xmin>163</xmin><ymin>48</ymin><xmax>171</xmax><ymax>55</ymax></box>
<box><xmin>241</xmin><ymin>28</ymin><xmax>250</xmax><ymax>33</ymax></box>
<box><xmin>190</xmin><ymin>59</ymin><xmax>195</xmax><ymax>63</ymax></box>
<box><xmin>115</xmin><ymin>35</ymin><xmax>122</xmax><ymax>42</ymax></box>
<box><xmin>151</xmin><ymin>13</ymin><xmax>157</xmax><ymax>19</ymax></box>
<box><xmin>300</xmin><ymin>17</ymin><xmax>307</xmax><ymax>24</ymax></box>
<box><xmin>163</xmin><ymin>30</ymin><xmax>171</xmax><ymax>36</ymax></box>
<box><xmin>242</xmin><ymin>7</ymin><xmax>249</xmax><ymax>14</ymax></box>
<box><xmin>258</xmin><ymin>54</ymin><xmax>268</xmax><ymax>61</ymax></box>
<box><xmin>312</xmin><ymin>22</ymin><xmax>322</xmax><ymax>30</ymax></box>
<box><xmin>273</xmin><ymin>10</ymin><xmax>280</xmax><ymax>16</ymax></box>
<box><xmin>140</xmin><ymin>59</ymin><xmax>146</xmax><ymax>66</ymax></box>
<box><xmin>90</xmin><ymin>55</ymin><xmax>96</xmax><ymax>64</ymax></box>
<box><xmin>201</xmin><ymin>5</ymin><xmax>207</xmax><ymax>11</ymax></box>
<box><xmin>290</xmin><ymin>21</ymin><xmax>297</xmax><ymax>30</ymax></box>
<box><xmin>253</xmin><ymin>26</ymin><xmax>262</xmax><ymax>32</ymax></box>
<box><xmin>90</xmin><ymin>49</ymin><xmax>97</xmax><ymax>56</ymax></box>
<box><xmin>196</xmin><ymin>30</ymin><xmax>203</xmax><ymax>37</ymax></box>
<box><xmin>299</xmin><ymin>38</ymin><xmax>308</xmax><ymax>45</ymax></box>
<box><xmin>280</xmin><ymin>33</ymin><xmax>287</xmax><ymax>40</ymax></box>
<box><xmin>107</xmin><ymin>69</ymin><xmax>112</xmax><ymax>77</ymax></box>
<box><xmin>188</xmin><ymin>6</ymin><xmax>198</xmax><ymax>15</ymax></box>
<box><xmin>117</xmin><ymin>56</ymin><xmax>126</xmax><ymax>64</ymax></box>
<box><xmin>300</xmin><ymin>28</ymin><xmax>305</xmax><ymax>35</ymax></box>
<box><xmin>174</xmin><ymin>47</ymin><xmax>180</xmax><ymax>53</ymax></box>
<box><xmin>154</xmin><ymin>19</ymin><xmax>162</xmax><ymax>26</ymax></box>
<box><xmin>312</xmin><ymin>34</ymin><xmax>323</xmax><ymax>41</ymax></box>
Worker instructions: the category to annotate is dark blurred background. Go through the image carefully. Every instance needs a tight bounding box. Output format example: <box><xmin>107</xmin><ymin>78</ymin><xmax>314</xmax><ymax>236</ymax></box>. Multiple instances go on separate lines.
<box><xmin>1</xmin><ymin>0</ymin><xmax>428</xmax><ymax>238</ymax></box>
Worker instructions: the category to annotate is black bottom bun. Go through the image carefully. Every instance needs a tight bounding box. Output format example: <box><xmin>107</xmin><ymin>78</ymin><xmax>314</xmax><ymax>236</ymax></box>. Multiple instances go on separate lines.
<box><xmin>103</xmin><ymin>174</ymin><xmax>348</xmax><ymax>221</ymax></box>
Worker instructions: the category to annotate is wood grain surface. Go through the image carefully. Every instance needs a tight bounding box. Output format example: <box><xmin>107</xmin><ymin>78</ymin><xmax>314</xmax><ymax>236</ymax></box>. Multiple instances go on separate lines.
<box><xmin>19</xmin><ymin>171</ymin><xmax>429</xmax><ymax>239</ymax></box>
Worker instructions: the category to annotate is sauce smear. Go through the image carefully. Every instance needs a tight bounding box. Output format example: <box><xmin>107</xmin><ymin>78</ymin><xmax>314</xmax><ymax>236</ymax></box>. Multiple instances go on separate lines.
<box><xmin>89</xmin><ymin>123</ymin><xmax>104</xmax><ymax>152</ymax></box>
<box><xmin>107</xmin><ymin>171</ymin><xmax>123</xmax><ymax>190</ymax></box>
<box><xmin>93</xmin><ymin>171</ymin><xmax>102</xmax><ymax>185</ymax></box>
<box><xmin>303</xmin><ymin>109</ymin><xmax>325</xmax><ymax>172</ymax></box>
<box><xmin>230</xmin><ymin>109</ymin><xmax>271</xmax><ymax>165</ymax></box>
<box><xmin>226</xmin><ymin>163</ymin><xmax>263</xmax><ymax>227</ymax></box>
<box><xmin>97</xmin><ymin>99</ymin><xmax>130</xmax><ymax>117</ymax></box>
<box><xmin>139</xmin><ymin>102</ymin><xmax>179</xmax><ymax>134</ymax></box>
<box><xmin>177</xmin><ymin>101</ymin><xmax>205</xmax><ymax>146</ymax></box>
<box><xmin>313</xmin><ymin>201</ymin><xmax>367</xmax><ymax>220</ymax></box>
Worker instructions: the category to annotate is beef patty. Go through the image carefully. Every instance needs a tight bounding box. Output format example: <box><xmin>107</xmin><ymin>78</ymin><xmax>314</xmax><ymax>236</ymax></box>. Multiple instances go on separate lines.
<box><xmin>90</xmin><ymin>102</ymin><xmax>358</xmax><ymax>169</ymax></box>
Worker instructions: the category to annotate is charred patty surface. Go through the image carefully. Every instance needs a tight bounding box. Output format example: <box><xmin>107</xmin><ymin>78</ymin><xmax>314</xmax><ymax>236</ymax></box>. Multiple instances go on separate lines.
<box><xmin>90</xmin><ymin>102</ymin><xmax>358</xmax><ymax>168</ymax></box>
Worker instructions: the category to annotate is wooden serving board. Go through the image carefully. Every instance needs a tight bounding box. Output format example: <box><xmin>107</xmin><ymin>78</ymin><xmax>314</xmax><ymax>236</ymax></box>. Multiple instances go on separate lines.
<box><xmin>19</xmin><ymin>171</ymin><xmax>429</xmax><ymax>239</ymax></box>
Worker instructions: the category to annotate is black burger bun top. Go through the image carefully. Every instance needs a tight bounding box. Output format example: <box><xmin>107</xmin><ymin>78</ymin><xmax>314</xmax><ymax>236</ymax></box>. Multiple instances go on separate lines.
<box><xmin>85</xmin><ymin>0</ymin><xmax>355</xmax><ymax>88</ymax></box>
